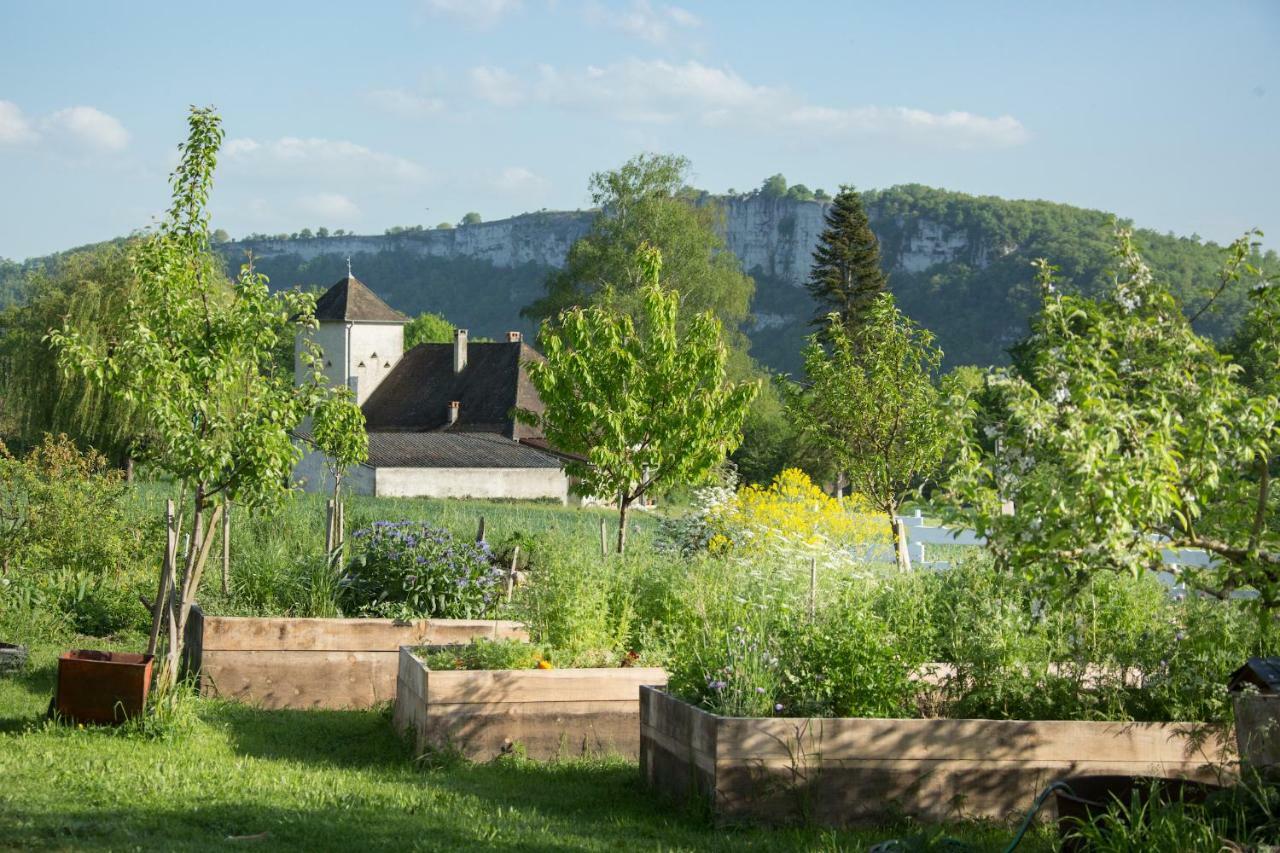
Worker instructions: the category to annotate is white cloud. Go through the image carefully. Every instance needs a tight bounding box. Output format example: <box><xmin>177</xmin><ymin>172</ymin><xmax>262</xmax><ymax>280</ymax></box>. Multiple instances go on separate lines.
<box><xmin>490</xmin><ymin>166</ymin><xmax>550</xmax><ymax>194</ymax></box>
<box><xmin>470</xmin><ymin>59</ymin><xmax>1029</xmax><ymax>148</ymax></box>
<box><xmin>222</xmin><ymin>137</ymin><xmax>430</xmax><ymax>186</ymax></box>
<box><xmin>45</xmin><ymin>106</ymin><xmax>130</xmax><ymax>151</ymax></box>
<box><xmin>587</xmin><ymin>0</ymin><xmax>700</xmax><ymax>44</ymax></box>
<box><xmin>367</xmin><ymin>88</ymin><xmax>446</xmax><ymax>118</ymax></box>
<box><xmin>423</xmin><ymin>0</ymin><xmax>521</xmax><ymax>28</ymax></box>
<box><xmin>0</xmin><ymin>100</ymin><xmax>37</xmax><ymax>144</ymax></box>
<box><xmin>469</xmin><ymin>66</ymin><xmax>526</xmax><ymax>107</ymax></box>
<box><xmin>298</xmin><ymin>192</ymin><xmax>361</xmax><ymax>219</ymax></box>
<box><xmin>0</xmin><ymin>101</ymin><xmax>131</xmax><ymax>150</ymax></box>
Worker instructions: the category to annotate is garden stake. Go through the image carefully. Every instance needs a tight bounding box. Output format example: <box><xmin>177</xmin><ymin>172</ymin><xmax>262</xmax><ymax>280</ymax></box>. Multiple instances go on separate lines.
<box><xmin>221</xmin><ymin>498</ymin><xmax>231</xmax><ymax>595</ymax></box>
<box><xmin>600</xmin><ymin>518</ymin><xmax>608</xmax><ymax>558</ymax></box>
<box><xmin>324</xmin><ymin>499</ymin><xmax>335</xmax><ymax>554</ymax></box>
<box><xmin>809</xmin><ymin>557</ymin><xmax>817</xmax><ymax>622</ymax></box>
<box><xmin>476</xmin><ymin>515</ymin><xmax>486</xmax><ymax>543</ymax></box>
<box><xmin>146</xmin><ymin>499</ymin><xmax>176</xmax><ymax>657</ymax></box>
<box><xmin>506</xmin><ymin>546</ymin><xmax>519</xmax><ymax>602</ymax></box>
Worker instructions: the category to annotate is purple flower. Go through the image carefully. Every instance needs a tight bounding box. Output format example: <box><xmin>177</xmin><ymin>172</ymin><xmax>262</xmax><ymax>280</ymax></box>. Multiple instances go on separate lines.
<box><xmin>774</xmin><ymin>703</ymin><xmax>784</xmax><ymax>713</ymax></box>
<box><xmin>708</xmin><ymin>680</ymin><xmax>726</xmax><ymax>691</ymax></box>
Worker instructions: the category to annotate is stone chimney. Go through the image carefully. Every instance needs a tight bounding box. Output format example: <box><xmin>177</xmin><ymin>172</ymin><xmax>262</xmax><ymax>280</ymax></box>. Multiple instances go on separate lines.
<box><xmin>506</xmin><ymin>331</ymin><xmax>522</xmax><ymax>343</ymax></box>
<box><xmin>453</xmin><ymin>328</ymin><xmax>468</xmax><ymax>373</ymax></box>
<box><xmin>446</xmin><ymin>400</ymin><xmax>460</xmax><ymax>426</ymax></box>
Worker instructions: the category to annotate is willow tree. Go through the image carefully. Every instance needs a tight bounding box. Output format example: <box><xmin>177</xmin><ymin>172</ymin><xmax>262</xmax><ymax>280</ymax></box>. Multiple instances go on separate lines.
<box><xmin>519</xmin><ymin>246</ymin><xmax>758</xmax><ymax>553</ymax></box>
<box><xmin>50</xmin><ymin>107</ymin><xmax>356</xmax><ymax>683</ymax></box>
<box><xmin>0</xmin><ymin>244</ymin><xmax>148</xmax><ymax>468</ymax></box>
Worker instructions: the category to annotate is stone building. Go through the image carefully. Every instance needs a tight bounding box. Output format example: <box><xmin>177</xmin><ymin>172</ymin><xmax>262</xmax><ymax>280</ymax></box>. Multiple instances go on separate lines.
<box><xmin>293</xmin><ymin>274</ymin><xmax>569</xmax><ymax>501</ymax></box>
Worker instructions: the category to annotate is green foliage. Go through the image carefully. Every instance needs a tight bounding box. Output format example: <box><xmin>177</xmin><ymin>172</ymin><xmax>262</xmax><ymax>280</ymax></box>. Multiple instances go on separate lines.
<box><xmin>419</xmin><ymin>637</ymin><xmax>549</xmax><ymax>671</ymax></box>
<box><xmin>793</xmin><ymin>296</ymin><xmax>948</xmax><ymax>560</ymax></box>
<box><xmin>519</xmin><ymin>247</ymin><xmax>758</xmax><ymax>551</ymax></box>
<box><xmin>940</xmin><ymin>230</ymin><xmax>1280</xmax><ymax>604</ymax></box>
<box><xmin>342</xmin><ymin>521</ymin><xmax>501</xmax><ymax>619</ymax></box>
<box><xmin>525</xmin><ymin>154</ymin><xmax>754</xmax><ymax>348</ymax></box>
<box><xmin>402</xmin><ymin>310</ymin><xmax>455</xmax><ymax>348</ymax></box>
<box><xmin>0</xmin><ymin>435</ymin><xmax>155</xmax><ymax>635</ymax></box>
<box><xmin>0</xmin><ymin>243</ymin><xmax>148</xmax><ymax>464</ymax></box>
<box><xmin>460</xmin><ymin>212</ymin><xmax>482</xmax><ymax>226</ymax></box>
<box><xmin>806</xmin><ymin>185</ymin><xmax>888</xmax><ymax>329</ymax></box>
<box><xmin>310</xmin><ymin>385</ymin><xmax>367</xmax><ymax>493</ymax></box>
<box><xmin>759</xmin><ymin>173</ymin><xmax>788</xmax><ymax>199</ymax></box>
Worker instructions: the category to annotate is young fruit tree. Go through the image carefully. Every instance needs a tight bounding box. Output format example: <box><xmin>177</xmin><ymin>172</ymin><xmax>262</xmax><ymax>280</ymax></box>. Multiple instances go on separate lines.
<box><xmin>518</xmin><ymin>246</ymin><xmax>758</xmax><ymax>553</ymax></box>
<box><xmin>310</xmin><ymin>385</ymin><xmax>368</xmax><ymax>560</ymax></box>
<box><xmin>792</xmin><ymin>295</ymin><xmax>948</xmax><ymax>567</ymax></box>
<box><xmin>49</xmin><ymin>107</ymin><xmax>359</xmax><ymax>685</ymax></box>
<box><xmin>940</xmin><ymin>229</ymin><xmax>1280</xmax><ymax>605</ymax></box>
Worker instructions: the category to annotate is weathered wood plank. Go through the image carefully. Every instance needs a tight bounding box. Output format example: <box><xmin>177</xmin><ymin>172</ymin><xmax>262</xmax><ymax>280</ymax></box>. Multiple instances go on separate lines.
<box><xmin>423</xmin><ymin>667</ymin><xmax>667</xmax><ymax>705</ymax></box>
<box><xmin>201</xmin><ymin>616</ymin><xmax>525</xmax><ymax>652</ymax></box>
<box><xmin>200</xmin><ymin>649</ymin><xmax>399</xmax><ymax>709</ymax></box>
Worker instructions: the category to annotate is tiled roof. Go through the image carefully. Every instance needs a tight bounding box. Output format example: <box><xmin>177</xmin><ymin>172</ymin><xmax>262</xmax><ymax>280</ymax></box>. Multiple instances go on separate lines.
<box><xmin>365</xmin><ymin>431</ymin><xmax>562</xmax><ymax>469</ymax></box>
<box><xmin>314</xmin><ymin>275</ymin><xmax>409</xmax><ymax>323</ymax></box>
<box><xmin>361</xmin><ymin>341</ymin><xmax>546</xmax><ymax>440</ymax></box>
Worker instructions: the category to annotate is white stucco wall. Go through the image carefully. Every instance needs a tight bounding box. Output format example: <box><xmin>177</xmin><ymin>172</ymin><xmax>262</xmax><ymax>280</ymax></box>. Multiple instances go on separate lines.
<box><xmin>374</xmin><ymin>467</ymin><xmax>569</xmax><ymax>502</ymax></box>
<box><xmin>295</xmin><ymin>321</ymin><xmax>404</xmax><ymax>404</ymax></box>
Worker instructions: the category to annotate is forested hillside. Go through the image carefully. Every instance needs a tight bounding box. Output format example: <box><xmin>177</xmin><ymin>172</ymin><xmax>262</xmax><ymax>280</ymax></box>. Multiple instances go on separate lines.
<box><xmin>5</xmin><ymin>184</ymin><xmax>1270</xmax><ymax>373</ymax></box>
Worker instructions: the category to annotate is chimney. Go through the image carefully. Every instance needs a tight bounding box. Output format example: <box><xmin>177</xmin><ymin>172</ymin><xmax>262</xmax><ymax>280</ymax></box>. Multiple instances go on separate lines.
<box><xmin>446</xmin><ymin>400</ymin><xmax>460</xmax><ymax>426</ymax></box>
<box><xmin>453</xmin><ymin>328</ymin><xmax>468</xmax><ymax>373</ymax></box>
<box><xmin>506</xmin><ymin>331</ymin><xmax>522</xmax><ymax>343</ymax></box>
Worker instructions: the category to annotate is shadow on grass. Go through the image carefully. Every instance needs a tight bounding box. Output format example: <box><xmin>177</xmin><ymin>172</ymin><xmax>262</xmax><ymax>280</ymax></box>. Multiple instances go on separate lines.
<box><xmin>0</xmin><ymin>657</ymin><xmax>55</xmax><ymax>734</ymax></box>
<box><xmin>216</xmin><ymin>701</ymin><xmax>416</xmax><ymax>770</ymax></box>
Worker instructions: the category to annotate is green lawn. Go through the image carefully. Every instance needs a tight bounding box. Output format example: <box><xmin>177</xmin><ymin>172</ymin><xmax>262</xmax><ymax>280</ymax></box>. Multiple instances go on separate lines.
<box><xmin>0</xmin><ymin>637</ymin><xmax>1055</xmax><ymax>852</ymax></box>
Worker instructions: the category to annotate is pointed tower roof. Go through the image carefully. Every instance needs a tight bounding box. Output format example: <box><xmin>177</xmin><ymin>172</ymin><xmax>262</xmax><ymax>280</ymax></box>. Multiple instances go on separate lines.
<box><xmin>314</xmin><ymin>275</ymin><xmax>409</xmax><ymax>324</ymax></box>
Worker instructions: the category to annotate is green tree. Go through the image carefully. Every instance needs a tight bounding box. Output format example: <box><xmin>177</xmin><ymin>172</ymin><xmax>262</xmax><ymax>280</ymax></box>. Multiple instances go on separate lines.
<box><xmin>0</xmin><ymin>244</ymin><xmax>148</xmax><ymax>467</ymax></box>
<box><xmin>403</xmin><ymin>311</ymin><xmax>455</xmax><ymax>348</ymax></box>
<box><xmin>311</xmin><ymin>386</ymin><xmax>367</xmax><ymax>559</ymax></box>
<box><xmin>524</xmin><ymin>154</ymin><xmax>753</xmax><ymax>340</ymax></box>
<box><xmin>210</xmin><ymin>228</ymin><xmax>231</xmax><ymax>244</ymax></box>
<box><xmin>460</xmin><ymin>212</ymin><xmax>482</xmax><ymax>226</ymax></box>
<box><xmin>793</xmin><ymin>295</ymin><xmax>948</xmax><ymax>565</ymax></box>
<box><xmin>298</xmin><ymin>228</ymin><xmax>314</xmax><ymax>239</ymax></box>
<box><xmin>786</xmin><ymin>184</ymin><xmax>815</xmax><ymax>202</ymax></box>
<box><xmin>436</xmin><ymin>221</ymin><xmax>454</xmax><ymax>230</ymax></box>
<box><xmin>316</xmin><ymin>226</ymin><xmax>330</xmax><ymax>239</ymax></box>
<box><xmin>760</xmin><ymin>174</ymin><xmax>787</xmax><ymax>199</ymax></box>
<box><xmin>49</xmin><ymin>107</ymin><xmax>356</xmax><ymax>683</ymax></box>
<box><xmin>518</xmin><ymin>246</ymin><xmax>758</xmax><ymax>553</ymax></box>
<box><xmin>806</xmin><ymin>185</ymin><xmax>888</xmax><ymax>331</ymax></box>
<box><xmin>940</xmin><ymin>230</ymin><xmax>1280</xmax><ymax>605</ymax></box>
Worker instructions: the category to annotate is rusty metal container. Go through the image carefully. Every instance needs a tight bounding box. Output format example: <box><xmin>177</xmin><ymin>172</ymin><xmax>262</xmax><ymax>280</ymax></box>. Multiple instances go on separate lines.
<box><xmin>56</xmin><ymin>650</ymin><xmax>154</xmax><ymax>724</ymax></box>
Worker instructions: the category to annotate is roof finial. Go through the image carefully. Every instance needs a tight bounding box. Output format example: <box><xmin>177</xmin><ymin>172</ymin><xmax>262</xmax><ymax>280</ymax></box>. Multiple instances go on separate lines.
<box><xmin>346</xmin><ymin>256</ymin><xmax>353</xmax><ymax>278</ymax></box>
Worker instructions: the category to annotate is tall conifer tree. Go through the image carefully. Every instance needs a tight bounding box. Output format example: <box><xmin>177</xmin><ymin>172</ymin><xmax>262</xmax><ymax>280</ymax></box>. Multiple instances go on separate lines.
<box><xmin>806</xmin><ymin>185</ymin><xmax>887</xmax><ymax>330</ymax></box>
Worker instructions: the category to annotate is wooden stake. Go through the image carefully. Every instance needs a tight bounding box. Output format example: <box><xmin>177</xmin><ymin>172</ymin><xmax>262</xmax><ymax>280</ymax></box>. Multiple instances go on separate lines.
<box><xmin>221</xmin><ymin>498</ymin><xmax>231</xmax><ymax>595</ymax></box>
<box><xmin>476</xmin><ymin>515</ymin><xmax>486</xmax><ymax>543</ymax></box>
<box><xmin>147</xmin><ymin>499</ymin><xmax>176</xmax><ymax>657</ymax></box>
<box><xmin>325</xmin><ymin>499</ymin><xmax>336</xmax><ymax>555</ymax></box>
<box><xmin>897</xmin><ymin>519</ymin><xmax>913</xmax><ymax>573</ymax></box>
<box><xmin>599</xmin><ymin>518</ymin><xmax>608</xmax><ymax>558</ymax></box>
<box><xmin>809</xmin><ymin>556</ymin><xmax>817</xmax><ymax>622</ymax></box>
<box><xmin>506</xmin><ymin>545</ymin><xmax>519</xmax><ymax>602</ymax></box>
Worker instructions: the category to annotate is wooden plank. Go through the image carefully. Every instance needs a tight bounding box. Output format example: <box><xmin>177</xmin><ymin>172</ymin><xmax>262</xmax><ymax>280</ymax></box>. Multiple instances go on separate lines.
<box><xmin>713</xmin><ymin>716</ymin><xmax>1230</xmax><ymax>764</ymax></box>
<box><xmin>640</xmin><ymin>723</ymin><xmax>716</xmax><ymax>776</ymax></box>
<box><xmin>640</xmin><ymin>686</ymin><xmax>718</xmax><ymax>759</ymax></box>
<box><xmin>418</xmin><ymin>700</ymin><xmax>646</xmax><ymax>761</ymax></box>
<box><xmin>201</xmin><ymin>616</ymin><xmax>526</xmax><ymax>652</ymax></box>
<box><xmin>200</xmin><ymin>649</ymin><xmax>400</xmax><ymax>709</ymax></box>
<box><xmin>423</xmin><ymin>667</ymin><xmax>667</xmax><ymax>705</ymax></box>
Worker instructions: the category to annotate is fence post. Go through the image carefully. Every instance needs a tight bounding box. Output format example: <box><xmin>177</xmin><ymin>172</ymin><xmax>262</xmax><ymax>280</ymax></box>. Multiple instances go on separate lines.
<box><xmin>476</xmin><ymin>515</ymin><xmax>486</xmax><ymax>544</ymax></box>
<box><xmin>506</xmin><ymin>546</ymin><xmax>519</xmax><ymax>603</ymax></box>
<box><xmin>808</xmin><ymin>556</ymin><xmax>817</xmax><ymax>622</ymax></box>
<box><xmin>599</xmin><ymin>518</ymin><xmax>608</xmax><ymax>558</ymax></box>
<box><xmin>221</xmin><ymin>498</ymin><xmax>231</xmax><ymax>595</ymax></box>
<box><xmin>147</xmin><ymin>499</ymin><xmax>176</xmax><ymax>658</ymax></box>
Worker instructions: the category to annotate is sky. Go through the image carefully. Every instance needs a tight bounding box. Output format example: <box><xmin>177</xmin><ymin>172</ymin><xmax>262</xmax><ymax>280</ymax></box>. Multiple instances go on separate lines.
<box><xmin>1</xmin><ymin>0</ymin><xmax>1277</xmax><ymax>260</ymax></box>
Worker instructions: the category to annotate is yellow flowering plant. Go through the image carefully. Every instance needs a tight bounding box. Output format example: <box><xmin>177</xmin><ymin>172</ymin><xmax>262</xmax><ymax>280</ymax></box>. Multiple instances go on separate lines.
<box><xmin>707</xmin><ymin>468</ymin><xmax>885</xmax><ymax>568</ymax></box>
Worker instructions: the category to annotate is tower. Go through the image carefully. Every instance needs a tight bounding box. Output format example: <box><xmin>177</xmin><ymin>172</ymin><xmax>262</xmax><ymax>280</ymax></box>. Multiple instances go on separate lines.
<box><xmin>297</xmin><ymin>272</ymin><xmax>410</xmax><ymax>405</ymax></box>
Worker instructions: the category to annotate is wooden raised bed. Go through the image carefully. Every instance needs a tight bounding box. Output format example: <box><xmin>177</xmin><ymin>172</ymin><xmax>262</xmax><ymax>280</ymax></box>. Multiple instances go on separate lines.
<box><xmin>394</xmin><ymin>646</ymin><xmax>667</xmax><ymax>760</ymax></box>
<box><xmin>640</xmin><ymin>686</ymin><xmax>1235</xmax><ymax>826</ymax></box>
<box><xmin>183</xmin><ymin>607</ymin><xmax>526</xmax><ymax>709</ymax></box>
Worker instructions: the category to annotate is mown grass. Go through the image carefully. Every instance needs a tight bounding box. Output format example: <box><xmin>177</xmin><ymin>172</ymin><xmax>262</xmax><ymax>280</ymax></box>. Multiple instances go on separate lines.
<box><xmin>0</xmin><ymin>635</ymin><xmax>1055</xmax><ymax>852</ymax></box>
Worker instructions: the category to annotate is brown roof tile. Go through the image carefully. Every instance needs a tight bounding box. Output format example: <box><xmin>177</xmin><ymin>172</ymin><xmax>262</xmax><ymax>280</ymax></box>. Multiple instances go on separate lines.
<box><xmin>314</xmin><ymin>275</ymin><xmax>409</xmax><ymax>323</ymax></box>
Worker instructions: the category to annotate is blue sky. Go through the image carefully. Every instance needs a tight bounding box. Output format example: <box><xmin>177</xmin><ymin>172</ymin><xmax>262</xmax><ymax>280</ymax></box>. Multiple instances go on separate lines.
<box><xmin>1</xmin><ymin>0</ymin><xmax>1277</xmax><ymax>259</ymax></box>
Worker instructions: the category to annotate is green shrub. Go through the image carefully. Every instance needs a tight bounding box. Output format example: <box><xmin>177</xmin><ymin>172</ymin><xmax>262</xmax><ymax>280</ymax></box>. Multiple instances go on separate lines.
<box><xmin>419</xmin><ymin>638</ymin><xmax>549</xmax><ymax>671</ymax></box>
<box><xmin>342</xmin><ymin>521</ymin><xmax>502</xmax><ymax>619</ymax></box>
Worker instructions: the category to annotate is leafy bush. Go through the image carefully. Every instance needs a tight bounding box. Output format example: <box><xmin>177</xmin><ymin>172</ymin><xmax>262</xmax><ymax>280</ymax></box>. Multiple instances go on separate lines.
<box><xmin>0</xmin><ymin>435</ymin><xmax>155</xmax><ymax>635</ymax></box>
<box><xmin>341</xmin><ymin>521</ymin><xmax>503</xmax><ymax>619</ymax></box>
<box><xmin>418</xmin><ymin>638</ymin><xmax>549</xmax><ymax>671</ymax></box>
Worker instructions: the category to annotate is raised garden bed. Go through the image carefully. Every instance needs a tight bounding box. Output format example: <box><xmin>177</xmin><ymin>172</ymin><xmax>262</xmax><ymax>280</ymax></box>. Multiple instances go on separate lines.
<box><xmin>394</xmin><ymin>646</ymin><xmax>667</xmax><ymax>761</ymax></box>
<box><xmin>640</xmin><ymin>686</ymin><xmax>1235</xmax><ymax>827</ymax></box>
<box><xmin>183</xmin><ymin>606</ymin><xmax>527</xmax><ymax>709</ymax></box>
